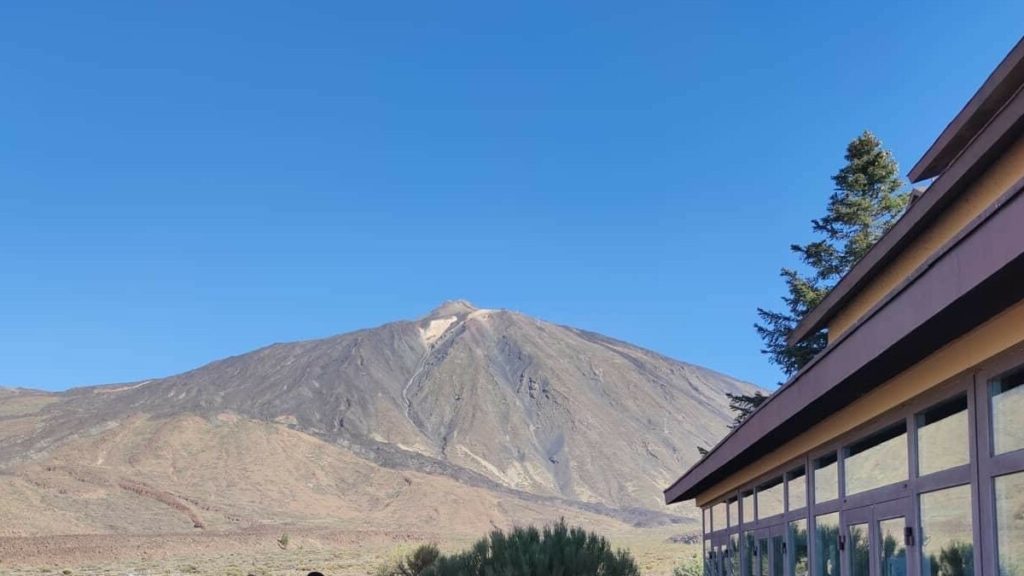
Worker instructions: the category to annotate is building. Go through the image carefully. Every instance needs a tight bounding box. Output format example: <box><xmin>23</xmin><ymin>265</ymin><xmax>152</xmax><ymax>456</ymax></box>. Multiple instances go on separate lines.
<box><xmin>664</xmin><ymin>37</ymin><xmax>1024</xmax><ymax>576</ymax></box>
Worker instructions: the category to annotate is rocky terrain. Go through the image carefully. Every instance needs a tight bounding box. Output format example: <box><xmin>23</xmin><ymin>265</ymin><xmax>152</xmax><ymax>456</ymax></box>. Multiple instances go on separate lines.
<box><xmin>0</xmin><ymin>301</ymin><xmax>757</xmax><ymax>573</ymax></box>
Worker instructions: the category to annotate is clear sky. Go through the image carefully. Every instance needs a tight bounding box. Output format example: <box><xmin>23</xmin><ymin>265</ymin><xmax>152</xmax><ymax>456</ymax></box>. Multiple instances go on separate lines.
<box><xmin>3</xmin><ymin>2</ymin><xmax>1022</xmax><ymax>392</ymax></box>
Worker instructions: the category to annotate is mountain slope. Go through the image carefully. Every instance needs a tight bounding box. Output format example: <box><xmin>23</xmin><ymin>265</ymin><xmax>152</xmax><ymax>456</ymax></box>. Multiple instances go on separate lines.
<box><xmin>0</xmin><ymin>301</ymin><xmax>758</xmax><ymax>538</ymax></box>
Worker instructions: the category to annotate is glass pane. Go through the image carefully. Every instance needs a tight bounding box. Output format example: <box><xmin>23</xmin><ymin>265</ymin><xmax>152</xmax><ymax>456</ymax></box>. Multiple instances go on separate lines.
<box><xmin>788</xmin><ymin>467</ymin><xmax>807</xmax><ymax>511</ymax></box>
<box><xmin>714</xmin><ymin>502</ymin><xmax>727</xmax><ymax>532</ymax></box>
<box><xmin>757</xmin><ymin>477</ymin><xmax>784</xmax><ymax>520</ymax></box>
<box><xmin>814</xmin><ymin>512</ymin><xmax>841</xmax><ymax>576</ymax></box>
<box><xmin>878</xmin><ymin>517</ymin><xmax>907</xmax><ymax>576</ymax></box>
<box><xmin>771</xmin><ymin>533</ymin><xmax>784</xmax><ymax>576</ymax></box>
<box><xmin>991</xmin><ymin>367</ymin><xmax>1024</xmax><ymax>455</ymax></box>
<box><xmin>729</xmin><ymin>498</ymin><xmax>738</xmax><ymax>529</ymax></box>
<box><xmin>743</xmin><ymin>492</ymin><xmax>754</xmax><ymax>525</ymax></box>
<box><xmin>705</xmin><ymin>508</ymin><xmax>713</xmax><ymax>533</ymax></box>
<box><xmin>849</xmin><ymin>523</ymin><xmax>870</xmax><ymax>576</ymax></box>
<box><xmin>995</xmin><ymin>471</ymin><xmax>1024</xmax><ymax>576</ymax></box>
<box><xmin>745</xmin><ymin>531</ymin><xmax>757</xmax><ymax>576</ymax></box>
<box><xmin>729</xmin><ymin>533</ymin><xmax>740</xmax><ymax>576</ymax></box>
<box><xmin>814</xmin><ymin>453</ymin><xmax>839</xmax><ymax>503</ymax></box>
<box><xmin>705</xmin><ymin>541</ymin><xmax>715</xmax><ymax>576</ymax></box>
<box><xmin>789</xmin><ymin>519</ymin><xmax>809</xmax><ymax>576</ymax></box>
<box><xmin>920</xmin><ymin>484</ymin><xmax>974</xmax><ymax>576</ymax></box>
<box><xmin>845</xmin><ymin>423</ymin><xmax>908</xmax><ymax>495</ymax></box>
<box><xmin>917</xmin><ymin>395</ymin><xmax>969</xmax><ymax>476</ymax></box>
<box><xmin>759</xmin><ymin>537</ymin><xmax>769</xmax><ymax>576</ymax></box>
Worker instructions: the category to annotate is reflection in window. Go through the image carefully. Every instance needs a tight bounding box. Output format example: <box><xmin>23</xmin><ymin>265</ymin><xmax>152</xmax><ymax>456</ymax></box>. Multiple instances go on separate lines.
<box><xmin>705</xmin><ymin>507</ymin><xmax>712</xmax><ymax>533</ymax></box>
<box><xmin>788</xmin><ymin>467</ymin><xmax>807</xmax><ymax>511</ymax></box>
<box><xmin>742</xmin><ymin>491</ymin><xmax>754</xmax><ymax>525</ymax></box>
<box><xmin>995</xmin><ymin>471</ymin><xmax>1024</xmax><ymax>576</ymax></box>
<box><xmin>728</xmin><ymin>533</ymin><xmax>740</xmax><ymax>576</ymax></box>
<box><xmin>920</xmin><ymin>484</ymin><xmax>974</xmax><ymax>576</ymax></box>
<box><xmin>771</xmin><ymin>533</ymin><xmax>784</xmax><ymax>576</ymax></box>
<box><xmin>714</xmin><ymin>502</ymin><xmax>727</xmax><ymax>532</ymax></box>
<box><xmin>849</xmin><ymin>522</ymin><xmax>869</xmax><ymax>576</ymax></box>
<box><xmin>845</xmin><ymin>423</ymin><xmax>908</xmax><ymax>495</ymax></box>
<box><xmin>991</xmin><ymin>366</ymin><xmax>1024</xmax><ymax>455</ymax></box>
<box><xmin>878</xmin><ymin>517</ymin><xmax>907</xmax><ymax>576</ymax></box>
<box><xmin>744</xmin><ymin>531</ymin><xmax>756</xmax><ymax>576</ymax></box>
<box><xmin>705</xmin><ymin>540</ymin><xmax>714</xmax><ymax>576</ymax></box>
<box><xmin>757</xmin><ymin>477</ymin><xmax>784</xmax><ymax>519</ymax></box>
<box><xmin>728</xmin><ymin>498</ymin><xmax>738</xmax><ymax>530</ymax></box>
<box><xmin>814</xmin><ymin>453</ymin><xmax>839</xmax><ymax>503</ymax></box>
<box><xmin>814</xmin><ymin>512</ymin><xmax>841</xmax><ymax>576</ymax></box>
<box><xmin>917</xmin><ymin>395</ymin><xmax>969</xmax><ymax>476</ymax></box>
<box><xmin>789</xmin><ymin>519</ymin><xmax>809</xmax><ymax>576</ymax></box>
<box><xmin>758</xmin><ymin>536</ymin><xmax>769</xmax><ymax>576</ymax></box>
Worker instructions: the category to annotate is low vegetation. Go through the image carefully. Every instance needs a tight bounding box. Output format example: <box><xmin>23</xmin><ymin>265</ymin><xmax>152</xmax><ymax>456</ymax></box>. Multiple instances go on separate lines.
<box><xmin>375</xmin><ymin>521</ymin><xmax>640</xmax><ymax>576</ymax></box>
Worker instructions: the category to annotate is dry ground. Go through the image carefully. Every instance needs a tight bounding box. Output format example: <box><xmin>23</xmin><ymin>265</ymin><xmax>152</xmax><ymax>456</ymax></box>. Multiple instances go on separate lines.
<box><xmin>0</xmin><ymin>525</ymin><xmax>699</xmax><ymax>576</ymax></box>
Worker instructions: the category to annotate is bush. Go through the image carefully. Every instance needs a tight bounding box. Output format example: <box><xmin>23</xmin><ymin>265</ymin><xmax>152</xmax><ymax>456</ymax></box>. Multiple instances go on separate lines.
<box><xmin>672</xmin><ymin>553</ymin><xmax>703</xmax><ymax>576</ymax></box>
<box><xmin>376</xmin><ymin>520</ymin><xmax>640</xmax><ymax>576</ymax></box>
<box><xmin>376</xmin><ymin>544</ymin><xmax>442</xmax><ymax>576</ymax></box>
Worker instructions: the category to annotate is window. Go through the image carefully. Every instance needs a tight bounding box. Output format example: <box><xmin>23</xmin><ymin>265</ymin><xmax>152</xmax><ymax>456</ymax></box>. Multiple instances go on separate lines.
<box><xmin>728</xmin><ymin>497</ymin><xmax>738</xmax><ymax>529</ymax></box>
<box><xmin>919</xmin><ymin>484</ymin><xmax>974</xmax><ymax>576</ymax></box>
<box><xmin>814</xmin><ymin>453</ymin><xmax>838</xmax><ymax>503</ymax></box>
<box><xmin>848</xmin><ymin>521</ymin><xmax>869</xmax><ymax>576</ymax></box>
<box><xmin>787</xmin><ymin>467</ymin><xmax>807</xmax><ymax>511</ymax></box>
<box><xmin>991</xmin><ymin>366</ymin><xmax>1024</xmax><ymax>455</ymax></box>
<box><xmin>756</xmin><ymin>477</ymin><xmax>783</xmax><ymax>520</ymax></box>
<box><xmin>789</xmin><ymin>519</ymin><xmax>809</xmax><ymax>576</ymax></box>
<box><xmin>705</xmin><ymin>507</ymin><xmax>712</xmax><ymax>533</ymax></box>
<box><xmin>844</xmin><ymin>423</ymin><xmax>908</xmax><ymax>495</ymax></box>
<box><xmin>728</xmin><ymin>533</ymin><xmax>740</xmax><ymax>576</ymax></box>
<box><xmin>995</xmin><ymin>471</ymin><xmax>1024</xmax><ymax>576</ymax></box>
<box><xmin>742</xmin><ymin>491</ymin><xmax>754</xmax><ymax>525</ymax></box>
<box><xmin>917</xmin><ymin>395</ymin><xmax>969</xmax><ymax>476</ymax></box>
<box><xmin>813</xmin><ymin>512</ymin><xmax>840</xmax><ymax>576</ymax></box>
<box><xmin>743</xmin><ymin>531</ymin><xmax>756</xmax><ymax>576</ymax></box>
<box><xmin>878</xmin><ymin>517</ymin><xmax>907</xmax><ymax>576</ymax></box>
<box><xmin>714</xmin><ymin>501</ymin><xmax>727</xmax><ymax>531</ymax></box>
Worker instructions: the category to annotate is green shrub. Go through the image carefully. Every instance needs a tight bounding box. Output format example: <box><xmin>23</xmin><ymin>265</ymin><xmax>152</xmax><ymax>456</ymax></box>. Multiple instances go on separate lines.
<box><xmin>672</xmin><ymin>553</ymin><xmax>703</xmax><ymax>576</ymax></box>
<box><xmin>378</xmin><ymin>520</ymin><xmax>639</xmax><ymax>576</ymax></box>
<box><xmin>376</xmin><ymin>544</ymin><xmax>442</xmax><ymax>576</ymax></box>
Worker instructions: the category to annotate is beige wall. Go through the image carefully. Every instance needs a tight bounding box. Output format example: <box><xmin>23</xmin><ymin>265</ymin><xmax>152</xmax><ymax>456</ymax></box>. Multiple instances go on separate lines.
<box><xmin>828</xmin><ymin>133</ymin><xmax>1024</xmax><ymax>342</ymax></box>
<box><xmin>696</xmin><ymin>298</ymin><xmax>1024</xmax><ymax>507</ymax></box>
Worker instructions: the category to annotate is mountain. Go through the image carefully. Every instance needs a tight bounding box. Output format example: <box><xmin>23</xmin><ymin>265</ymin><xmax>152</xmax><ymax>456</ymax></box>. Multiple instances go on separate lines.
<box><xmin>0</xmin><ymin>301</ymin><xmax>758</xmax><ymax>544</ymax></box>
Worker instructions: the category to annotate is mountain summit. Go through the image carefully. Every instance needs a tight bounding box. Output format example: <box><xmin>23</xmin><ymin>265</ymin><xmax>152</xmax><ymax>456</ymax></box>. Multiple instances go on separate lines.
<box><xmin>0</xmin><ymin>303</ymin><xmax>758</xmax><ymax>539</ymax></box>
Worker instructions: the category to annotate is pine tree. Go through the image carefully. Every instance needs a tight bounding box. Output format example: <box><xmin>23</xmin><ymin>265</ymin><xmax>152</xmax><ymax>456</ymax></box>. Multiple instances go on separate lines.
<box><xmin>755</xmin><ymin>131</ymin><xmax>908</xmax><ymax>382</ymax></box>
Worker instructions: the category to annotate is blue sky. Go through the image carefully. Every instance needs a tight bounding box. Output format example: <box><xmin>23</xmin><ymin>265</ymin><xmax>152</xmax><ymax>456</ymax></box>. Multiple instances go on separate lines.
<box><xmin>2</xmin><ymin>2</ymin><xmax>1022</xmax><ymax>392</ymax></box>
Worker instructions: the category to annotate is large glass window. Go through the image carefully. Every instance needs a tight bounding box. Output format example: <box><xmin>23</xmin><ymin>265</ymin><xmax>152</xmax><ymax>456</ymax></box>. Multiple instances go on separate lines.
<box><xmin>919</xmin><ymin>484</ymin><xmax>974</xmax><ymax>576</ymax></box>
<box><xmin>878</xmin><ymin>517</ymin><xmax>907</xmax><ymax>576</ymax></box>
<box><xmin>727</xmin><ymin>533</ymin><xmax>740</xmax><ymax>576</ymax></box>
<box><xmin>713</xmin><ymin>502</ymin><xmax>727</xmax><ymax>532</ymax></box>
<box><xmin>917</xmin><ymin>395</ymin><xmax>970</xmax><ymax>476</ymax></box>
<box><xmin>848</xmin><ymin>522</ymin><xmax>870</xmax><ymax>576</ymax></box>
<box><xmin>814</xmin><ymin>513</ymin><xmax>840</xmax><ymax>576</ymax></box>
<box><xmin>845</xmin><ymin>423</ymin><xmax>908</xmax><ymax>495</ymax></box>
<box><xmin>756</xmin><ymin>477</ymin><xmax>784</xmax><ymax>520</ymax></box>
<box><xmin>742</xmin><ymin>491</ymin><xmax>754</xmax><ymax>526</ymax></box>
<box><xmin>705</xmin><ymin>507</ymin><xmax>712</xmax><ymax>533</ymax></box>
<box><xmin>991</xmin><ymin>366</ymin><xmax>1024</xmax><ymax>455</ymax></box>
<box><xmin>814</xmin><ymin>453</ymin><xmax>839</xmax><ymax>503</ymax></box>
<box><xmin>995</xmin><ymin>471</ymin><xmax>1024</xmax><ymax>576</ymax></box>
<box><xmin>787</xmin><ymin>467</ymin><xmax>807</xmax><ymax>511</ymax></box>
<box><xmin>728</xmin><ymin>497</ymin><xmax>738</xmax><ymax>529</ymax></box>
<box><xmin>789</xmin><ymin>518</ymin><xmax>809</xmax><ymax>576</ymax></box>
<box><xmin>743</xmin><ymin>531</ymin><xmax>756</xmax><ymax>576</ymax></box>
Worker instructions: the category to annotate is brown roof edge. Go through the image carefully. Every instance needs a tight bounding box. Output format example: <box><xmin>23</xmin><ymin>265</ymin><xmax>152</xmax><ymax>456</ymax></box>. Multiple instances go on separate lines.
<box><xmin>909</xmin><ymin>36</ymin><xmax>1024</xmax><ymax>183</ymax></box>
<box><xmin>786</xmin><ymin>68</ymin><xmax>1024</xmax><ymax>347</ymax></box>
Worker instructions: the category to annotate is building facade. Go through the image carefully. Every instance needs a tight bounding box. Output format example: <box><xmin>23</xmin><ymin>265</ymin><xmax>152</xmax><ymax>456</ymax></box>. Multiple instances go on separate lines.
<box><xmin>665</xmin><ymin>38</ymin><xmax>1024</xmax><ymax>576</ymax></box>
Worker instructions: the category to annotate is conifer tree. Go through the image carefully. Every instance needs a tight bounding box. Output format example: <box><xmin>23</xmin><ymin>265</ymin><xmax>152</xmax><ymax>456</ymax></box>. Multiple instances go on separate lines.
<box><xmin>755</xmin><ymin>131</ymin><xmax>908</xmax><ymax>378</ymax></box>
<box><xmin>744</xmin><ymin>131</ymin><xmax>908</xmax><ymax>424</ymax></box>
